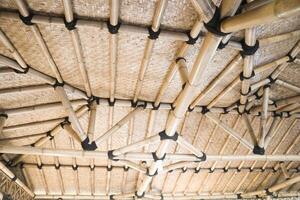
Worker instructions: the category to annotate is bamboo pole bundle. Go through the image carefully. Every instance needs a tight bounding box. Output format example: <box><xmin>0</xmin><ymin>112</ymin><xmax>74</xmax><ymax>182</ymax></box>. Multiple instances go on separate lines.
<box><xmin>250</xmin><ymin>40</ymin><xmax>300</xmax><ymax>92</ymax></box>
<box><xmin>133</xmin><ymin>0</ymin><xmax>168</xmax><ymax>103</ymax></box>
<box><xmin>62</xmin><ymin>0</ymin><xmax>92</xmax><ymax>97</ymax></box>
<box><xmin>108</xmin><ymin>0</ymin><xmax>119</xmax><ymax>102</ymax></box>
<box><xmin>10</xmin><ymin>105</ymin><xmax>89</xmax><ymax>166</ymax></box>
<box><xmin>220</xmin><ymin>0</ymin><xmax>300</xmax><ymax>33</ymax></box>
<box><xmin>205</xmin><ymin>113</ymin><xmax>254</xmax><ymax>150</ymax></box>
<box><xmin>94</xmin><ymin>107</ymin><xmax>143</xmax><ymax>147</ymax></box>
<box><xmin>275</xmin><ymin>79</ymin><xmax>300</xmax><ymax>93</ymax></box>
<box><xmin>4</xmin><ymin>99</ymin><xmax>87</xmax><ymax>116</ymax></box>
<box><xmin>0</xmin><ymin>161</ymin><xmax>35</xmax><ymax>197</ymax></box>
<box><xmin>62</xmin><ymin>123</ymin><xmax>82</xmax><ymax>144</ymax></box>
<box><xmin>190</xmin><ymin>54</ymin><xmax>243</xmax><ymax>109</ymax></box>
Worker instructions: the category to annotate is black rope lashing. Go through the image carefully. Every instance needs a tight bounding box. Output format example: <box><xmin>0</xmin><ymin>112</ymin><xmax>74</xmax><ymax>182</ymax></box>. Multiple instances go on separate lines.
<box><xmin>109</xmin><ymin>195</ymin><xmax>115</xmax><ymax>200</ymax></box>
<box><xmin>203</xmin><ymin>7</ymin><xmax>230</xmax><ymax>37</ymax></box>
<box><xmin>201</xmin><ymin>106</ymin><xmax>210</xmax><ymax>114</ymax></box>
<box><xmin>160</xmin><ymin>194</ymin><xmax>164</xmax><ymax>200</ymax></box>
<box><xmin>240</xmin><ymin>87</ymin><xmax>251</xmax><ymax>97</ymax></box>
<box><xmin>11</xmin><ymin>175</ymin><xmax>17</xmax><ymax>181</ymax></box>
<box><xmin>265</xmin><ymin>189</ymin><xmax>273</xmax><ymax>196</ymax></box>
<box><xmin>0</xmin><ymin>113</ymin><xmax>8</xmax><ymax>119</ymax></box>
<box><xmin>223</xmin><ymin>107</ymin><xmax>229</xmax><ymax>114</ymax></box>
<box><xmin>253</xmin><ymin>145</ymin><xmax>265</xmax><ymax>155</ymax></box>
<box><xmin>267</xmin><ymin>75</ymin><xmax>277</xmax><ymax>84</ymax></box>
<box><xmin>287</xmin><ymin>52</ymin><xmax>296</xmax><ymax>63</ymax></box>
<box><xmin>175</xmin><ymin>57</ymin><xmax>186</xmax><ymax>63</ymax></box>
<box><xmin>188</xmin><ymin>105</ymin><xmax>194</xmax><ymax>112</ymax></box>
<box><xmin>194</xmin><ymin>152</ymin><xmax>206</xmax><ymax>162</ymax></box>
<box><xmin>55</xmin><ymin>164</ymin><xmax>61</xmax><ymax>170</ymax></box>
<box><xmin>240</xmin><ymin>39</ymin><xmax>259</xmax><ymax>57</ymax></box>
<box><xmin>181</xmin><ymin>167</ymin><xmax>187</xmax><ymax>173</ymax></box>
<box><xmin>223</xmin><ymin>168</ymin><xmax>228</xmax><ymax>173</ymax></box>
<box><xmin>108</xmin><ymin>98</ymin><xmax>116</xmax><ymax>107</ymax></box>
<box><xmin>152</xmin><ymin>102</ymin><xmax>160</xmax><ymax>110</ymax></box>
<box><xmin>146</xmin><ymin>168</ymin><xmax>158</xmax><ymax>177</ymax></box>
<box><xmin>107</xmin><ymin>21</ymin><xmax>121</xmax><ymax>34</ymax></box>
<box><xmin>186</xmin><ymin>30</ymin><xmax>200</xmax><ymax>45</ymax></box>
<box><xmin>46</xmin><ymin>131</ymin><xmax>54</xmax><ymax>140</ymax></box>
<box><xmin>52</xmin><ymin>80</ymin><xmax>65</xmax><ymax>88</ymax></box>
<box><xmin>239</xmin><ymin>71</ymin><xmax>255</xmax><ymax>81</ymax></box>
<box><xmin>159</xmin><ymin>130</ymin><xmax>178</xmax><ymax>141</ymax></box>
<box><xmin>107</xmin><ymin>150</ymin><xmax>119</xmax><ymax>161</ymax></box>
<box><xmin>37</xmin><ymin>164</ymin><xmax>43</xmax><ymax>170</ymax></box>
<box><xmin>72</xmin><ymin>165</ymin><xmax>78</xmax><ymax>171</ymax></box>
<box><xmin>237</xmin><ymin>193</ymin><xmax>242</xmax><ymax>199</ymax></box>
<box><xmin>19</xmin><ymin>12</ymin><xmax>34</xmax><ymax>26</ymax></box>
<box><xmin>194</xmin><ymin>168</ymin><xmax>200</xmax><ymax>173</ymax></box>
<box><xmin>131</xmin><ymin>100</ymin><xmax>147</xmax><ymax>109</ymax></box>
<box><xmin>218</xmin><ymin>40</ymin><xmax>229</xmax><ymax>49</ymax></box>
<box><xmin>135</xmin><ymin>191</ymin><xmax>145</xmax><ymax>199</ymax></box>
<box><xmin>152</xmin><ymin>152</ymin><xmax>166</xmax><ymax>162</ymax></box>
<box><xmin>89</xmin><ymin>165</ymin><xmax>95</xmax><ymax>171</ymax></box>
<box><xmin>148</xmin><ymin>26</ymin><xmax>161</xmax><ymax>40</ymax></box>
<box><xmin>81</xmin><ymin>137</ymin><xmax>97</xmax><ymax>151</ymax></box>
<box><xmin>208</xmin><ymin>168</ymin><xmax>214</xmax><ymax>173</ymax></box>
<box><xmin>64</xmin><ymin>18</ymin><xmax>77</xmax><ymax>31</ymax></box>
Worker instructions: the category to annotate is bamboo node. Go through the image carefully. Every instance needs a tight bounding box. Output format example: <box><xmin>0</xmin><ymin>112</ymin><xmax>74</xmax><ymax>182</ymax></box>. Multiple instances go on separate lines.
<box><xmin>107</xmin><ymin>166</ymin><xmax>113</xmax><ymax>171</ymax></box>
<box><xmin>81</xmin><ymin>137</ymin><xmax>97</xmax><ymax>151</ymax></box>
<box><xmin>240</xmin><ymin>39</ymin><xmax>259</xmax><ymax>57</ymax></box>
<box><xmin>107</xmin><ymin>150</ymin><xmax>119</xmax><ymax>161</ymax></box>
<box><xmin>135</xmin><ymin>191</ymin><xmax>145</xmax><ymax>199</ymax></box>
<box><xmin>146</xmin><ymin>168</ymin><xmax>158</xmax><ymax>177</ymax></box>
<box><xmin>203</xmin><ymin>7</ymin><xmax>230</xmax><ymax>37</ymax></box>
<box><xmin>253</xmin><ymin>145</ymin><xmax>265</xmax><ymax>155</ymax></box>
<box><xmin>148</xmin><ymin>26</ymin><xmax>161</xmax><ymax>40</ymax></box>
<box><xmin>107</xmin><ymin>21</ymin><xmax>121</xmax><ymax>34</ymax></box>
<box><xmin>109</xmin><ymin>194</ymin><xmax>115</xmax><ymax>200</ymax></box>
<box><xmin>19</xmin><ymin>12</ymin><xmax>34</xmax><ymax>26</ymax></box>
<box><xmin>131</xmin><ymin>100</ymin><xmax>147</xmax><ymax>108</ymax></box>
<box><xmin>64</xmin><ymin>18</ymin><xmax>77</xmax><ymax>31</ymax></box>
<box><xmin>159</xmin><ymin>130</ymin><xmax>178</xmax><ymax>141</ymax></box>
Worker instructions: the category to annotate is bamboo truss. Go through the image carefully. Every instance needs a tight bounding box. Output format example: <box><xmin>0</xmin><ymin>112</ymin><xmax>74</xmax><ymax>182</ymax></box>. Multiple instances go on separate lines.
<box><xmin>0</xmin><ymin>0</ymin><xmax>299</xmax><ymax>198</ymax></box>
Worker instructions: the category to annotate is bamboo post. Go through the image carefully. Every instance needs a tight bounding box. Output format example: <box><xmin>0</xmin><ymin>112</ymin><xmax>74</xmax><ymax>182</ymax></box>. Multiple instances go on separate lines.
<box><xmin>10</xmin><ymin>105</ymin><xmax>89</xmax><ymax>166</ymax></box>
<box><xmin>94</xmin><ymin>107</ymin><xmax>143</xmax><ymax>147</ymax></box>
<box><xmin>0</xmin><ymin>161</ymin><xmax>34</xmax><ymax>197</ymax></box>
<box><xmin>133</xmin><ymin>0</ymin><xmax>168</xmax><ymax>103</ymax></box>
<box><xmin>275</xmin><ymin>79</ymin><xmax>300</xmax><ymax>93</ymax></box>
<box><xmin>280</xmin><ymin>162</ymin><xmax>290</xmax><ymax>179</ymax></box>
<box><xmin>62</xmin><ymin>0</ymin><xmax>92</xmax><ymax>97</ymax></box>
<box><xmin>205</xmin><ymin>113</ymin><xmax>254</xmax><ymax>150</ymax></box>
<box><xmin>220</xmin><ymin>0</ymin><xmax>300</xmax><ymax>33</ymax></box>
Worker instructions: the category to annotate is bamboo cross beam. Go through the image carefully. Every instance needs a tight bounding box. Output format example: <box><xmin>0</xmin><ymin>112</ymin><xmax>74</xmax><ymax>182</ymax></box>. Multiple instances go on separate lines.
<box><xmin>275</xmin><ymin>79</ymin><xmax>300</xmax><ymax>93</ymax></box>
<box><xmin>10</xmin><ymin>105</ymin><xmax>89</xmax><ymax>166</ymax></box>
<box><xmin>62</xmin><ymin>0</ymin><xmax>92</xmax><ymax>97</ymax></box>
<box><xmin>0</xmin><ymin>145</ymin><xmax>299</xmax><ymax>162</ymax></box>
<box><xmin>133</xmin><ymin>0</ymin><xmax>168</xmax><ymax>103</ymax></box>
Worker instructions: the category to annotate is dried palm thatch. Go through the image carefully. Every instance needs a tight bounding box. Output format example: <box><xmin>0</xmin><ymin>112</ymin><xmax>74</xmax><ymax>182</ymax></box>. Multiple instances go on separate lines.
<box><xmin>0</xmin><ymin>0</ymin><xmax>300</xmax><ymax>200</ymax></box>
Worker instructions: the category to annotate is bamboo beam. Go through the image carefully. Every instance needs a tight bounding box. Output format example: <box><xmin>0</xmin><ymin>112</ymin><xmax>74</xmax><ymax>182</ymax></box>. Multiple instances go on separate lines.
<box><xmin>94</xmin><ymin>106</ymin><xmax>143</xmax><ymax>147</ymax></box>
<box><xmin>275</xmin><ymin>79</ymin><xmax>300</xmax><ymax>93</ymax></box>
<box><xmin>62</xmin><ymin>0</ymin><xmax>92</xmax><ymax>97</ymax></box>
<box><xmin>259</xmin><ymin>29</ymin><xmax>300</xmax><ymax>46</ymax></box>
<box><xmin>176</xmin><ymin>58</ymin><xmax>189</xmax><ymax>86</ymax></box>
<box><xmin>0</xmin><ymin>161</ymin><xmax>34</xmax><ymax>197</ymax></box>
<box><xmin>10</xmin><ymin>105</ymin><xmax>89</xmax><ymax>166</ymax></box>
<box><xmin>133</xmin><ymin>0</ymin><xmax>168</xmax><ymax>103</ymax></box>
<box><xmin>220</xmin><ymin>0</ymin><xmax>300</xmax><ymax>33</ymax></box>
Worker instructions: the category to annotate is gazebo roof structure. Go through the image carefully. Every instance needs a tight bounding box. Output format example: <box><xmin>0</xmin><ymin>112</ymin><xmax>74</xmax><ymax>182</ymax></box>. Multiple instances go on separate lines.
<box><xmin>0</xmin><ymin>0</ymin><xmax>300</xmax><ymax>199</ymax></box>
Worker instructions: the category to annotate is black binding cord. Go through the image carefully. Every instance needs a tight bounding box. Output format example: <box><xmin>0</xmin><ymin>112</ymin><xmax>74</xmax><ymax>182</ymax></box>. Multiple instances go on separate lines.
<box><xmin>152</xmin><ymin>152</ymin><xmax>166</xmax><ymax>162</ymax></box>
<box><xmin>52</xmin><ymin>80</ymin><xmax>65</xmax><ymax>88</ymax></box>
<box><xmin>237</xmin><ymin>193</ymin><xmax>242</xmax><ymax>199</ymax></box>
<box><xmin>135</xmin><ymin>191</ymin><xmax>145</xmax><ymax>199</ymax></box>
<box><xmin>107</xmin><ymin>21</ymin><xmax>121</xmax><ymax>34</ymax></box>
<box><xmin>123</xmin><ymin>166</ymin><xmax>129</xmax><ymax>171</ymax></box>
<box><xmin>203</xmin><ymin>7</ymin><xmax>230</xmax><ymax>37</ymax></box>
<box><xmin>146</xmin><ymin>168</ymin><xmax>158</xmax><ymax>177</ymax></box>
<box><xmin>11</xmin><ymin>175</ymin><xmax>17</xmax><ymax>181</ymax></box>
<box><xmin>107</xmin><ymin>150</ymin><xmax>119</xmax><ymax>161</ymax></box>
<box><xmin>186</xmin><ymin>30</ymin><xmax>200</xmax><ymax>45</ymax></box>
<box><xmin>131</xmin><ymin>100</ymin><xmax>147</xmax><ymax>109</ymax></box>
<box><xmin>181</xmin><ymin>168</ymin><xmax>187</xmax><ymax>173</ymax></box>
<box><xmin>37</xmin><ymin>164</ymin><xmax>43</xmax><ymax>170</ymax></box>
<box><xmin>55</xmin><ymin>164</ymin><xmax>61</xmax><ymax>170</ymax></box>
<box><xmin>175</xmin><ymin>57</ymin><xmax>186</xmax><ymax>63</ymax></box>
<box><xmin>46</xmin><ymin>131</ymin><xmax>54</xmax><ymax>140</ymax></box>
<box><xmin>90</xmin><ymin>165</ymin><xmax>95</xmax><ymax>171</ymax></box>
<box><xmin>194</xmin><ymin>168</ymin><xmax>200</xmax><ymax>173</ymax></box>
<box><xmin>81</xmin><ymin>137</ymin><xmax>97</xmax><ymax>151</ymax></box>
<box><xmin>188</xmin><ymin>105</ymin><xmax>194</xmax><ymax>112</ymax></box>
<box><xmin>109</xmin><ymin>195</ymin><xmax>115</xmax><ymax>200</ymax></box>
<box><xmin>64</xmin><ymin>18</ymin><xmax>77</xmax><ymax>31</ymax></box>
<box><xmin>19</xmin><ymin>12</ymin><xmax>34</xmax><ymax>26</ymax></box>
<box><xmin>267</xmin><ymin>75</ymin><xmax>277</xmax><ymax>84</ymax></box>
<box><xmin>218</xmin><ymin>40</ymin><xmax>229</xmax><ymax>49</ymax></box>
<box><xmin>253</xmin><ymin>145</ymin><xmax>265</xmax><ymax>155</ymax></box>
<box><xmin>265</xmin><ymin>189</ymin><xmax>273</xmax><ymax>196</ymax></box>
<box><xmin>159</xmin><ymin>130</ymin><xmax>178</xmax><ymax>141</ymax></box>
<box><xmin>240</xmin><ymin>39</ymin><xmax>259</xmax><ymax>57</ymax></box>
<box><xmin>240</xmin><ymin>88</ymin><xmax>251</xmax><ymax>97</ymax></box>
<box><xmin>201</xmin><ymin>106</ymin><xmax>210</xmax><ymax>114</ymax></box>
<box><xmin>107</xmin><ymin>166</ymin><xmax>113</xmax><ymax>171</ymax></box>
<box><xmin>223</xmin><ymin>168</ymin><xmax>228</xmax><ymax>173</ymax></box>
<box><xmin>0</xmin><ymin>113</ymin><xmax>8</xmax><ymax>119</ymax></box>
<box><xmin>72</xmin><ymin>165</ymin><xmax>78</xmax><ymax>171</ymax></box>
<box><xmin>148</xmin><ymin>26</ymin><xmax>161</xmax><ymax>40</ymax></box>
<box><xmin>239</xmin><ymin>71</ymin><xmax>255</xmax><ymax>81</ymax></box>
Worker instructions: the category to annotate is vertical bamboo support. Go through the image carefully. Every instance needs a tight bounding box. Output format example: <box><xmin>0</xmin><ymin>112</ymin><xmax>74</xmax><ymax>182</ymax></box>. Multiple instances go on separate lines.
<box><xmin>133</xmin><ymin>0</ymin><xmax>168</xmax><ymax>103</ymax></box>
<box><xmin>0</xmin><ymin>114</ymin><xmax>7</xmax><ymax>134</ymax></box>
<box><xmin>94</xmin><ymin>107</ymin><xmax>142</xmax><ymax>146</ymax></box>
<box><xmin>62</xmin><ymin>0</ymin><xmax>92</xmax><ymax>97</ymax></box>
<box><xmin>109</xmin><ymin>0</ymin><xmax>120</xmax><ymax>102</ymax></box>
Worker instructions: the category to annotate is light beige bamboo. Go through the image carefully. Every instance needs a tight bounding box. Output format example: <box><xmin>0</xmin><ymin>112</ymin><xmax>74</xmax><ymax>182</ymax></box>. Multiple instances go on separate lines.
<box><xmin>264</xmin><ymin>116</ymin><xmax>282</xmax><ymax>148</ymax></box>
<box><xmin>55</xmin><ymin>86</ymin><xmax>86</xmax><ymax>141</ymax></box>
<box><xmin>205</xmin><ymin>112</ymin><xmax>254</xmax><ymax>150</ymax></box>
<box><xmin>63</xmin><ymin>123</ymin><xmax>82</xmax><ymax>144</ymax></box>
<box><xmin>191</xmin><ymin>54</ymin><xmax>242</xmax><ymax>108</ymax></box>
<box><xmin>94</xmin><ymin>107</ymin><xmax>142</xmax><ymax>146</ymax></box>
<box><xmin>295</xmin><ymin>58</ymin><xmax>300</xmax><ymax>64</ymax></box>
<box><xmin>4</xmin><ymin>99</ymin><xmax>87</xmax><ymax>116</ymax></box>
<box><xmin>176</xmin><ymin>136</ymin><xmax>204</xmax><ymax>157</ymax></box>
<box><xmin>177</xmin><ymin>58</ymin><xmax>189</xmax><ymax>85</ymax></box>
<box><xmin>11</xmin><ymin>105</ymin><xmax>89</xmax><ymax>166</ymax></box>
<box><xmin>243</xmin><ymin>0</ymin><xmax>273</xmax><ymax>12</ymax></box>
<box><xmin>113</xmin><ymin>135</ymin><xmax>160</xmax><ymax>156</ymax></box>
<box><xmin>0</xmin><ymin>115</ymin><xmax>7</xmax><ymax>134</ymax></box>
<box><xmin>220</xmin><ymin>0</ymin><xmax>300</xmax><ymax>33</ymax></box>
<box><xmin>87</xmin><ymin>101</ymin><xmax>97</xmax><ymax>141</ymax></box>
<box><xmin>280</xmin><ymin>162</ymin><xmax>290</xmax><ymax>179</ymax></box>
<box><xmin>133</xmin><ymin>0</ymin><xmax>168</xmax><ymax>102</ymax></box>
<box><xmin>259</xmin><ymin>29</ymin><xmax>300</xmax><ymax>46</ymax></box>
<box><xmin>0</xmin><ymin>54</ymin><xmax>26</xmax><ymax>72</ymax></box>
<box><xmin>154</xmin><ymin>20</ymin><xmax>203</xmax><ymax>107</ymax></box>
<box><xmin>258</xmin><ymin>86</ymin><xmax>270</xmax><ymax>149</ymax></box>
<box><xmin>0</xmin><ymin>161</ymin><xmax>34</xmax><ymax>197</ymax></box>
<box><xmin>62</xmin><ymin>0</ymin><xmax>92</xmax><ymax>97</ymax></box>
<box><xmin>242</xmin><ymin>114</ymin><xmax>257</xmax><ymax>146</ymax></box>
<box><xmin>136</xmin><ymin>2</ymin><xmax>243</xmax><ymax>195</ymax></box>
<box><xmin>275</xmin><ymin>79</ymin><xmax>300</xmax><ymax>93</ymax></box>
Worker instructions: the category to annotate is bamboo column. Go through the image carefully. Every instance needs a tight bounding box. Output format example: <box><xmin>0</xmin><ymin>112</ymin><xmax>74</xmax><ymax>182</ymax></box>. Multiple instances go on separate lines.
<box><xmin>133</xmin><ymin>0</ymin><xmax>168</xmax><ymax>103</ymax></box>
<box><xmin>10</xmin><ymin>105</ymin><xmax>89</xmax><ymax>166</ymax></box>
<box><xmin>108</xmin><ymin>0</ymin><xmax>120</xmax><ymax>103</ymax></box>
<box><xmin>62</xmin><ymin>0</ymin><xmax>92</xmax><ymax>97</ymax></box>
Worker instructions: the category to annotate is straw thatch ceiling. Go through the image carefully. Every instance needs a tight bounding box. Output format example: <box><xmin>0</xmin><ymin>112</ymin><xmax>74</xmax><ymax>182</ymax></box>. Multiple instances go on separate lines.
<box><xmin>0</xmin><ymin>0</ymin><xmax>300</xmax><ymax>200</ymax></box>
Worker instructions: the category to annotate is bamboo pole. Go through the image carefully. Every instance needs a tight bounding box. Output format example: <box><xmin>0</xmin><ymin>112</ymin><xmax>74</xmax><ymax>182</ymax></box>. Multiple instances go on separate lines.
<box><xmin>87</xmin><ymin>101</ymin><xmax>97</xmax><ymax>142</ymax></box>
<box><xmin>220</xmin><ymin>0</ymin><xmax>300</xmax><ymax>33</ymax></box>
<box><xmin>264</xmin><ymin>116</ymin><xmax>282</xmax><ymax>149</ymax></box>
<box><xmin>259</xmin><ymin>29</ymin><xmax>300</xmax><ymax>46</ymax></box>
<box><xmin>94</xmin><ymin>107</ymin><xmax>143</xmax><ymax>147</ymax></box>
<box><xmin>0</xmin><ymin>84</ymin><xmax>53</xmax><ymax>95</ymax></box>
<box><xmin>176</xmin><ymin>136</ymin><xmax>204</xmax><ymax>157</ymax></box>
<box><xmin>133</xmin><ymin>0</ymin><xmax>168</xmax><ymax>103</ymax></box>
<box><xmin>242</xmin><ymin>114</ymin><xmax>257</xmax><ymax>147</ymax></box>
<box><xmin>205</xmin><ymin>113</ymin><xmax>254</xmax><ymax>150</ymax></box>
<box><xmin>10</xmin><ymin>105</ymin><xmax>89</xmax><ymax>166</ymax></box>
<box><xmin>177</xmin><ymin>58</ymin><xmax>189</xmax><ymax>85</ymax></box>
<box><xmin>0</xmin><ymin>161</ymin><xmax>34</xmax><ymax>197</ymax></box>
<box><xmin>275</xmin><ymin>79</ymin><xmax>300</xmax><ymax>93</ymax></box>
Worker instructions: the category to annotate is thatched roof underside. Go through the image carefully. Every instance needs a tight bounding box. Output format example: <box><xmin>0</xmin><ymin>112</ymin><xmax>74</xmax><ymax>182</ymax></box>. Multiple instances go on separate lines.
<box><xmin>0</xmin><ymin>0</ymin><xmax>300</xmax><ymax>200</ymax></box>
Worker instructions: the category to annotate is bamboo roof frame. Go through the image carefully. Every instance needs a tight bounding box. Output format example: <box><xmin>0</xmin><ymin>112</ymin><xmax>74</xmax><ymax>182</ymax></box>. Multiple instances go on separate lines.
<box><xmin>0</xmin><ymin>0</ymin><xmax>299</xmax><ymax>199</ymax></box>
